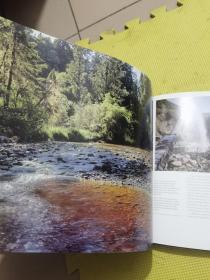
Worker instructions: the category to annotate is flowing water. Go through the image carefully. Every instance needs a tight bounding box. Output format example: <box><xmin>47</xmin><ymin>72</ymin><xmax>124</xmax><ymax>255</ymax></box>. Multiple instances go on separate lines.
<box><xmin>0</xmin><ymin>142</ymin><xmax>151</xmax><ymax>252</ymax></box>
<box><xmin>175</xmin><ymin>96</ymin><xmax>209</xmax><ymax>152</ymax></box>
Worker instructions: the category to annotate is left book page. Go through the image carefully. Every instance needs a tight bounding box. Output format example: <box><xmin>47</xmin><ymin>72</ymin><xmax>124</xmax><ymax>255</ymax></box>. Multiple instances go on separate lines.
<box><xmin>0</xmin><ymin>16</ymin><xmax>152</xmax><ymax>253</ymax></box>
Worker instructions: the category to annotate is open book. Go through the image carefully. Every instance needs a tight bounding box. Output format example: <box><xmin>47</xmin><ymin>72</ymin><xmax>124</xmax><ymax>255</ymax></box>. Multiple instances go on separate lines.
<box><xmin>0</xmin><ymin>16</ymin><xmax>209</xmax><ymax>253</ymax></box>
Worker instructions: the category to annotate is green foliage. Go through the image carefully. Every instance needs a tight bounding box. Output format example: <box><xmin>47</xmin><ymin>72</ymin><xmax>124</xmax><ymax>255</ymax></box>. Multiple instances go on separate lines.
<box><xmin>36</xmin><ymin>37</ymin><xmax>73</xmax><ymax>76</ymax></box>
<box><xmin>0</xmin><ymin>17</ymin><xmax>151</xmax><ymax>147</ymax></box>
<box><xmin>45</xmin><ymin>70</ymin><xmax>70</xmax><ymax>126</ymax></box>
<box><xmin>99</xmin><ymin>93</ymin><xmax>132</xmax><ymax>144</ymax></box>
<box><xmin>41</xmin><ymin>126</ymin><xmax>69</xmax><ymax>141</ymax></box>
<box><xmin>70</xmin><ymin>103</ymin><xmax>102</xmax><ymax>132</ymax></box>
<box><xmin>70</xmin><ymin>93</ymin><xmax>132</xmax><ymax>144</ymax></box>
<box><xmin>59</xmin><ymin>47</ymin><xmax>89</xmax><ymax>104</ymax></box>
<box><xmin>40</xmin><ymin>126</ymin><xmax>90</xmax><ymax>142</ymax></box>
<box><xmin>68</xmin><ymin>129</ymin><xmax>86</xmax><ymax>142</ymax></box>
<box><xmin>0</xmin><ymin>107</ymin><xmax>47</xmax><ymax>142</ymax></box>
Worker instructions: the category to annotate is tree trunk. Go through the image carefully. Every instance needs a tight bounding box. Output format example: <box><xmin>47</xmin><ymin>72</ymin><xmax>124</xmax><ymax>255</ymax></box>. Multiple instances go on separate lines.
<box><xmin>4</xmin><ymin>29</ymin><xmax>17</xmax><ymax>108</ymax></box>
<box><xmin>0</xmin><ymin>43</ymin><xmax>9</xmax><ymax>70</ymax></box>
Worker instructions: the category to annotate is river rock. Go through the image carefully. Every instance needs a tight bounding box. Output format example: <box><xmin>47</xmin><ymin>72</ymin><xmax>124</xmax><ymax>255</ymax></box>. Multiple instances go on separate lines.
<box><xmin>88</xmin><ymin>153</ymin><xmax>94</xmax><ymax>157</ymax></box>
<box><xmin>0</xmin><ymin>136</ymin><xmax>11</xmax><ymax>143</ymax></box>
<box><xmin>182</xmin><ymin>158</ymin><xmax>190</xmax><ymax>164</ymax></box>
<box><xmin>101</xmin><ymin>161</ymin><xmax>112</xmax><ymax>173</ymax></box>
<box><xmin>13</xmin><ymin>161</ymin><xmax>23</xmax><ymax>166</ymax></box>
<box><xmin>0</xmin><ymin>165</ymin><xmax>10</xmax><ymax>171</ymax></box>
<box><xmin>0</xmin><ymin>159</ymin><xmax>11</xmax><ymax>166</ymax></box>
<box><xmin>169</xmin><ymin>160</ymin><xmax>182</xmax><ymax>167</ymax></box>
<box><xmin>0</xmin><ymin>155</ymin><xmax>7</xmax><ymax>160</ymax></box>
<box><xmin>57</xmin><ymin>156</ymin><xmax>66</xmax><ymax>163</ymax></box>
<box><xmin>188</xmin><ymin>159</ymin><xmax>197</xmax><ymax>166</ymax></box>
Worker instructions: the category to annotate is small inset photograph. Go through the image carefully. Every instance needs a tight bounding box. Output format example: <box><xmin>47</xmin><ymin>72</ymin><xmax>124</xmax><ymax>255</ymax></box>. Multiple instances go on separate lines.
<box><xmin>155</xmin><ymin>94</ymin><xmax>210</xmax><ymax>172</ymax></box>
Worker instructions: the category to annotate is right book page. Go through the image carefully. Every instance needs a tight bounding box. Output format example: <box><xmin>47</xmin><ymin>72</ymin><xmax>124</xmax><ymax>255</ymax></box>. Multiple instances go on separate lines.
<box><xmin>153</xmin><ymin>92</ymin><xmax>210</xmax><ymax>250</ymax></box>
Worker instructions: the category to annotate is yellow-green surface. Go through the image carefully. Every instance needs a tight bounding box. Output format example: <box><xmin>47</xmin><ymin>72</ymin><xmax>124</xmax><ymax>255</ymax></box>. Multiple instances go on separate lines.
<box><xmin>66</xmin><ymin>0</ymin><xmax>210</xmax><ymax>279</ymax></box>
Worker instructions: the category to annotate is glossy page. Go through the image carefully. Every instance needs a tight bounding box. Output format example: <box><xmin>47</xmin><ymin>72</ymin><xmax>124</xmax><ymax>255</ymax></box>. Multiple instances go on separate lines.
<box><xmin>0</xmin><ymin>16</ymin><xmax>152</xmax><ymax>253</ymax></box>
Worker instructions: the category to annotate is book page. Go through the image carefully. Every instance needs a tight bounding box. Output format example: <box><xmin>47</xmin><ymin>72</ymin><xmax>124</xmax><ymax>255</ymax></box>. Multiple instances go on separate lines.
<box><xmin>153</xmin><ymin>92</ymin><xmax>210</xmax><ymax>250</ymax></box>
<box><xmin>0</xmin><ymin>16</ymin><xmax>152</xmax><ymax>253</ymax></box>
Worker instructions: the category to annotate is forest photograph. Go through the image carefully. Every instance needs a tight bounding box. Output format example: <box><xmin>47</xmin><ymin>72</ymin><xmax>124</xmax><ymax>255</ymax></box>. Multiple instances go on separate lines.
<box><xmin>0</xmin><ymin>16</ymin><xmax>152</xmax><ymax>253</ymax></box>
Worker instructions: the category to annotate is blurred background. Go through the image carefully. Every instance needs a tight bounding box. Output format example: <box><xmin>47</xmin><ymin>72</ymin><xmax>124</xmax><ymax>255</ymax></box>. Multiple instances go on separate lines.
<box><xmin>1</xmin><ymin>0</ymin><xmax>177</xmax><ymax>43</ymax></box>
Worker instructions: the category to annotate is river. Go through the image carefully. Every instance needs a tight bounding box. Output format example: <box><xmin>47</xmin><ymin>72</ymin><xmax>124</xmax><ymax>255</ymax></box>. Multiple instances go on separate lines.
<box><xmin>0</xmin><ymin>142</ymin><xmax>151</xmax><ymax>252</ymax></box>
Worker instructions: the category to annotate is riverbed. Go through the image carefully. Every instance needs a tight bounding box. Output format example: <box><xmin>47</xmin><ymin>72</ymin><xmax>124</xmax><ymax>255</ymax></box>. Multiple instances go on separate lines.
<box><xmin>0</xmin><ymin>141</ymin><xmax>151</xmax><ymax>252</ymax></box>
